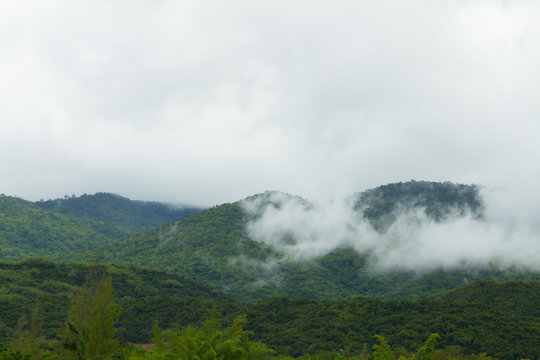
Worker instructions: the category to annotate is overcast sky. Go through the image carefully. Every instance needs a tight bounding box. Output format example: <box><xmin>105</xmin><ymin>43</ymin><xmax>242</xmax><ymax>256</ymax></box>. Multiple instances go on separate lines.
<box><xmin>1</xmin><ymin>0</ymin><xmax>539</xmax><ymax>207</ymax></box>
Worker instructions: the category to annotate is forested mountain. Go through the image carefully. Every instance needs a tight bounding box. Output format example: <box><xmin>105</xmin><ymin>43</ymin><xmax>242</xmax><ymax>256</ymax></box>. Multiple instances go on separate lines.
<box><xmin>87</xmin><ymin>181</ymin><xmax>540</xmax><ymax>302</ymax></box>
<box><xmin>353</xmin><ymin>181</ymin><xmax>483</xmax><ymax>230</ymax></box>
<box><xmin>86</xmin><ymin>203</ymin><xmax>281</xmax><ymax>300</ymax></box>
<box><xmin>0</xmin><ymin>193</ymin><xmax>200</xmax><ymax>262</ymax></box>
<box><xmin>1</xmin><ymin>183</ymin><xmax>540</xmax><ymax>359</ymax></box>
<box><xmin>35</xmin><ymin>192</ymin><xmax>201</xmax><ymax>234</ymax></box>
<box><xmin>2</xmin><ymin>182</ymin><xmax>539</xmax><ymax>303</ymax></box>
<box><xmin>0</xmin><ymin>195</ymin><xmax>132</xmax><ymax>260</ymax></box>
<box><xmin>0</xmin><ymin>258</ymin><xmax>538</xmax><ymax>360</ymax></box>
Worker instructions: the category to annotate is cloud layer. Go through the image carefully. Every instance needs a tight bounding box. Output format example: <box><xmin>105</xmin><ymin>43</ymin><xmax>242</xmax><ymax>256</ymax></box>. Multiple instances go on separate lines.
<box><xmin>242</xmin><ymin>189</ymin><xmax>540</xmax><ymax>271</ymax></box>
<box><xmin>1</xmin><ymin>1</ymin><xmax>540</xmax><ymax>206</ymax></box>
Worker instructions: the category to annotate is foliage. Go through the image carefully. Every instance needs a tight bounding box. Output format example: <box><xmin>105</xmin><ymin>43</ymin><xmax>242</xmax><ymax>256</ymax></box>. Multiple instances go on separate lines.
<box><xmin>126</xmin><ymin>315</ymin><xmax>274</xmax><ymax>360</ymax></box>
<box><xmin>59</xmin><ymin>269</ymin><xmax>120</xmax><ymax>360</ymax></box>
<box><xmin>35</xmin><ymin>193</ymin><xmax>200</xmax><ymax>234</ymax></box>
<box><xmin>0</xmin><ymin>195</ymin><xmax>131</xmax><ymax>261</ymax></box>
<box><xmin>243</xmin><ymin>281</ymin><xmax>540</xmax><ymax>359</ymax></box>
<box><xmin>85</xmin><ymin>182</ymin><xmax>539</xmax><ymax>302</ymax></box>
<box><xmin>0</xmin><ymin>193</ymin><xmax>199</xmax><ymax>262</ymax></box>
<box><xmin>0</xmin><ymin>259</ymin><xmax>538</xmax><ymax>359</ymax></box>
<box><xmin>0</xmin><ymin>259</ymin><xmax>239</xmax><ymax>344</ymax></box>
<box><xmin>3</xmin><ymin>183</ymin><xmax>540</xmax><ymax>303</ymax></box>
<box><xmin>353</xmin><ymin>180</ymin><xmax>483</xmax><ymax>227</ymax></box>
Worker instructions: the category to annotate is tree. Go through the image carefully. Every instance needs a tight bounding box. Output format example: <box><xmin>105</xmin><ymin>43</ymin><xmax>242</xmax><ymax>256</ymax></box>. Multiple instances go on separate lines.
<box><xmin>413</xmin><ymin>334</ymin><xmax>439</xmax><ymax>360</ymax></box>
<box><xmin>372</xmin><ymin>335</ymin><xmax>394</xmax><ymax>360</ymax></box>
<box><xmin>60</xmin><ymin>268</ymin><xmax>120</xmax><ymax>360</ymax></box>
<box><xmin>11</xmin><ymin>307</ymin><xmax>44</xmax><ymax>360</ymax></box>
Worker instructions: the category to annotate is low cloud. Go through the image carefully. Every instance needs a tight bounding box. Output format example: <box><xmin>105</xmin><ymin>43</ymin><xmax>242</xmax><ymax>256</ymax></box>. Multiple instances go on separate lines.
<box><xmin>241</xmin><ymin>188</ymin><xmax>540</xmax><ymax>272</ymax></box>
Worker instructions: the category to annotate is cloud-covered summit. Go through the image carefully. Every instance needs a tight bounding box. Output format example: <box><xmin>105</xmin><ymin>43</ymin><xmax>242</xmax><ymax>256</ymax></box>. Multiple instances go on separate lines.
<box><xmin>241</xmin><ymin>182</ymin><xmax>540</xmax><ymax>271</ymax></box>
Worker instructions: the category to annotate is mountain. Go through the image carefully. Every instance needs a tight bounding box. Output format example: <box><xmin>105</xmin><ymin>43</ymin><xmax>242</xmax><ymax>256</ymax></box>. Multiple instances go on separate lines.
<box><xmin>353</xmin><ymin>180</ymin><xmax>483</xmax><ymax>230</ymax></box>
<box><xmin>35</xmin><ymin>192</ymin><xmax>201</xmax><ymax>234</ymax></box>
<box><xmin>0</xmin><ymin>193</ymin><xmax>201</xmax><ymax>262</ymax></box>
<box><xmin>88</xmin><ymin>181</ymin><xmax>540</xmax><ymax>302</ymax></box>
<box><xmin>3</xmin><ymin>182</ymin><xmax>538</xmax><ymax>303</ymax></box>
<box><xmin>0</xmin><ymin>195</ymin><xmax>132</xmax><ymax>260</ymax></box>
<box><xmin>85</xmin><ymin>202</ymin><xmax>281</xmax><ymax>301</ymax></box>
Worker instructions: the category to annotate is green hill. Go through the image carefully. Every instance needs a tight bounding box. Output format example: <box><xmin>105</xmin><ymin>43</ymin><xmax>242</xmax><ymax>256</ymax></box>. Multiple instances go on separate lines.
<box><xmin>0</xmin><ymin>259</ymin><xmax>538</xmax><ymax>359</ymax></box>
<box><xmin>0</xmin><ymin>258</ymin><xmax>239</xmax><ymax>343</ymax></box>
<box><xmin>0</xmin><ymin>195</ymin><xmax>133</xmax><ymax>260</ymax></box>
<box><xmin>88</xmin><ymin>181</ymin><xmax>539</xmax><ymax>302</ymax></box>
<box><xmin>0</xmin><ymin>193</ymin><xmax>200</xmax><ymax>262</ymax></box>
<box><xmin>35</xmin><ymin>192</ymin><xmax>201</xmax><ymax>234</ymax></box>
<box><xmin>3</xmin><ymin>182</ymin><xmax>538</xmax><ymax>303</ymax></box>
<box><xmin>86</xmin><ymin>202</ymin><xmax>282</xmax><ymax>300</ymax></box>
<box><xmin>353</xmin><ymin>180</ymin><xmax>483</xmax><ymax>230</ymax></box>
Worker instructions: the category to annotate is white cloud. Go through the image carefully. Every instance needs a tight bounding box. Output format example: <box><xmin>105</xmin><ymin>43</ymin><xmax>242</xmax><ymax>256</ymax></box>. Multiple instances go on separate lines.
<box><xmin>242</xmin><ymin>189</ymin><xmax>540</xmax><ymax>271</ymax></box>
<box><xmin>0</xmin><ymin>0</ymin><xmax>539</xmax><ymax>206</ymax></box>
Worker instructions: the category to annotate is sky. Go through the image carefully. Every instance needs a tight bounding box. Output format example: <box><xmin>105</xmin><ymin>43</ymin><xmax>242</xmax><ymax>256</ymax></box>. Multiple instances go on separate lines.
<box><xmin>1</xmin><ymin>0</ymin><xmax>540</xmax><ymax>207</ymax></box>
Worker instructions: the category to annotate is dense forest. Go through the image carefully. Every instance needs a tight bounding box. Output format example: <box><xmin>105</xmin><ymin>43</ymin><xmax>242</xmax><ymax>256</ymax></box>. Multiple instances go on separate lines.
<box><xmin>35</xmin><ymin>193</ymin><xmax>201</xmax><ymax>234</ymax></box>
<box><xmin>0</xmin><ymin>259</ymin><xmax>538</xmax><ymax>360</ymax></box>
<box><xmin>1</xmin><ymin>182</ymin><xmax>539</xmax><ymax>359</ymax></box>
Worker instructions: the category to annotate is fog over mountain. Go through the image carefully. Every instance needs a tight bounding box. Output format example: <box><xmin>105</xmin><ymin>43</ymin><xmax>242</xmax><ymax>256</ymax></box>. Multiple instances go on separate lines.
<box><xmin>242</xmin><ymin>186</ymin><xmax>540</xmax><ymax>271</ymax></box>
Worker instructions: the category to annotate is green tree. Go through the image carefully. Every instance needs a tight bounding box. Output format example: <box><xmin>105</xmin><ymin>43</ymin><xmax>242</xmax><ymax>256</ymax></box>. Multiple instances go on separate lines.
<box><xmin>413</xmin><ymin>334</ymin><xmax>439</xmax><ymax>360</ymax></box>
<box><xmin>11</xmin><ymin>307</ymin><xmax>44</xmax><ymax>360</ymax></box>
<box><xmin>60</xmin><ymin>268</ymin><xmax>120</xmax><ymax>360</ymax></box>
<box><xmin>372</xmin><ymin>335</ymin><xmax>393</xmax><ymax>360</ymax></box>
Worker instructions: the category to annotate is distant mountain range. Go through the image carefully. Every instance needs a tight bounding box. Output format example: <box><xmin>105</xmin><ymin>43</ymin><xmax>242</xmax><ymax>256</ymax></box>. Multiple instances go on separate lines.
<box><xmin>0</xmin><ymin>193</ymin><xmax>201</xmax><ymax>260</ymax></box>
<box><xmin>35</xmin><ymin>192</ymin><xmax>201</xmax><ymax>233</ymax></box>
<box><xmin>1</xmin><ymin>181</ymin><xmax>537</xmax><ymax>302</ymax></box>
<box><xmin>1</xmin><ymin>182</ymin><xmax>540</xmax><ymax>359</ymax></box>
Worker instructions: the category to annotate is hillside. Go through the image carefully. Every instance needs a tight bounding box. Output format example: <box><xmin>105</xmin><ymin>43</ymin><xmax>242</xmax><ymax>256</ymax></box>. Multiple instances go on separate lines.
<box><xmin>86</xmin><ymin>203</ymin><xmax>282</xmax><ymax>300</ymax></box>
<box><xmin>353</xmin><ymin>180</ymin><xmax>483</xmax><ymax>230</ymax></box>
<box><xmin>3</xmin><ymin>181</ymin><xmax>539</xmax><ymax>303</ymax></box>
<box><xmin>0</xmin><ymin>193</ymin><xmax>200</xmax><ymax>262</ymax></box>
<box><xmin>0</xmin><ymin>259</ymin><xmax>538</xmax><ymax>359</ymax></box>
<box><xmin>88</xmin><ymin>181</ymin><xmax>540</xmax><ymax>302</ymax></box>
<box><xmin>0</xmin><ymin>195</ymin><xmax>132</xmax><ymax>260</ymax></box>
<box><xmin>244</xmin><ymin>280</ymin><xmax>540</xmax><ymax>359</ymax></box>
<box><xmin>35</xmin><ymin>192</ymin><xmax>201</xmax><ymax>234</ymax></box>
<box><xmin>0</xmin><ymin>258</ymin><xmax>239</xmax><ymax>343</ymax></box>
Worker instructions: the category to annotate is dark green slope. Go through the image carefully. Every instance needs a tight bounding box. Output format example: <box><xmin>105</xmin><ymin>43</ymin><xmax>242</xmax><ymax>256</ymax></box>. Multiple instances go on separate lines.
<box><xmin>87</xmin><ymin>181</ymin><xmax>540</xmax><ymax>302</ymax></box>
<box><xmin>245</xmin><ymin>281</ymin><xmax>540</xmax><ymax>360</ymax></box>
<box><xmin>354</xmin><ymin>180</ymin><xmax>483</xmax><ymax>230</ymax></box>
<box><xmin>1</xmin><ymin>261</ymin><xmax>537</xmax><ymax>360</ymax></box>
<box><xmin>0</xmin><ymin>195</ymin><xmax>132</xmax><ymax>261</ymax></box>
<box><xmin>0</xmin><ymin>258</ymin><xmax>239</xmax><ymax>343</ymax></box>
<box><xmin>35</xmin><ymin>192</ymin><xmax>201</xmax><ymax>234</ymax></box>
<box><xmin>90</xmin><ymin>203</ymin><xmax>282</xmax><ymax>301</ymax></box>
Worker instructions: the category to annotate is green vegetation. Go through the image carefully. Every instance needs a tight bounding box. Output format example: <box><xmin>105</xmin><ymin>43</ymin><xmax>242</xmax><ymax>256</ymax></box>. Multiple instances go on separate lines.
<box><xmin>35</xmin><ymin>193</ymin><xmax>200</xmax><ymax>234</ymax></box>
<box><xmin>1</xmin><ymin>182</ymin><xmax>539</xmax><ymax>360</ymax></box>
<box><xmin>354</xmin><ymin>181</ymin><xmax>483</xmax><ymax>230</ymax></box>
<box><xmin>0</xmin><ymin>259</ymin><xmax>538</xmax><ymax>360</ymax></box>
<box><xmin>244</xmin><ymin>281</ymin><xmax>540</xmax><ymax>359</ymax></box>
<box><xmin>0</xmin><ymin>196</ymin><xmax>131</xmax><ymax>260</ymax></box>
<box><xmin>85</xmin><ymin>182</ymin><xmax>539</xmax><ymax>302</ymax></box>
<box><xmin>4</xmin><ymin>182</ymin><xmax>537</xmax><ymax>302</ymax></box>
<box><xmin>0</xmin><ymin>193</ymin><xmax>199</xmax><ymax>262</ymax></box>
<box><xmin>0</xmin><ymin>258</ymin><xmax>239</xmax><ymax>344</ymax></box>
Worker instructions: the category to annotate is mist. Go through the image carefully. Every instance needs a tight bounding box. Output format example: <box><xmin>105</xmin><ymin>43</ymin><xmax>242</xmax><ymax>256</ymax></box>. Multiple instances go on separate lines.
<box><xmin>241</xmin><ymin>187</ymin><xmax>540</xmax><ymax>272</ymax></box>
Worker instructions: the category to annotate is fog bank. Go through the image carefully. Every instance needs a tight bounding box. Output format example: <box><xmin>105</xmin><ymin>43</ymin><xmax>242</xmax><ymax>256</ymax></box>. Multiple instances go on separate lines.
<box><xmin>241</xmin><ymin>188</ymin><xmax>540</xmax><ymax>271</ymax></box>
